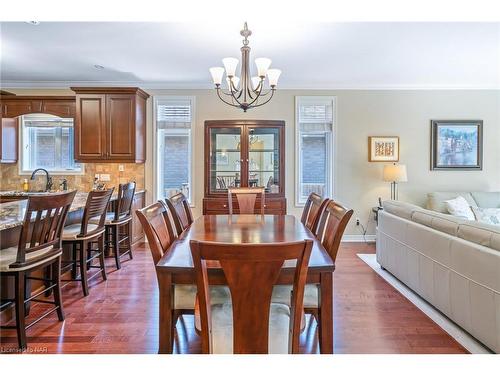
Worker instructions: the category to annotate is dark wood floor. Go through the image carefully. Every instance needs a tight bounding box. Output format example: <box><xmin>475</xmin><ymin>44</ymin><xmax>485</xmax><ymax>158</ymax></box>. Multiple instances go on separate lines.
<box><xmin>0</xmin><ymin>242</ymin><xmax>467</xmax><ymax>354</ymax></box>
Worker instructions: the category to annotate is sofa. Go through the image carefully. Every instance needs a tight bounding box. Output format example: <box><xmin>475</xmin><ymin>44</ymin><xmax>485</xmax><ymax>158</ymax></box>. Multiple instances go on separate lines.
<box><xmin>376</xmin><ymin>192</ymin><xmax>500</xmax><ymax>353</ymax></box>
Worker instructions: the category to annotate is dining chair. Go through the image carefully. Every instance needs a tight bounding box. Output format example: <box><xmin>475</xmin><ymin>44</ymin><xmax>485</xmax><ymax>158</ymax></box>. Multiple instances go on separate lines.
<box><xmin>62</xmin><ymin>189</ymin><xmax>114</xmax><ymax>296</ymax></box>
<box><xmin>103</xmin><ymin>182</ymin><xmax>136</xmax><ymax>269</ymax></box>
<box><xmin>190</xmin><ymin>239</ymin><xmax>313</xmax><ymax>354</ymax></box>
<box><xmin>301</xmin><ymin>193</ymin><xmax>329</xmax><ymax>233</ymax></box>
<box><xmin>227</xmin><ymin>187</ymin><xmax>265</xmax><ymax>215</ymax></box>
<box><xmin>273</xmin><ymin>200</ymin><xmax>353</xmax><ymax>325</ymax></box>
<box><xmin>166</xmin><ymin>192</ymin><xmax>194</xmax><ymax>236</ymax></box>
<box><xmin>0</xmin><ymin>190</ymin><xmax>76</xmax><ymax>349</ymax></box>
<box><xmin>136</xmin><ymin>202</ymin><xmax>230</xmax><ymax>332</ymax></box>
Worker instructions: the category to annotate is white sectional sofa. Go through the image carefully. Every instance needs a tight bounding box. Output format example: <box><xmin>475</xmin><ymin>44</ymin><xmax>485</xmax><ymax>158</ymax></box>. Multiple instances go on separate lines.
<box><xmin>376</xmin><ymin>192</ymin><xmax>500</xmax><ymax>353</ymax></box>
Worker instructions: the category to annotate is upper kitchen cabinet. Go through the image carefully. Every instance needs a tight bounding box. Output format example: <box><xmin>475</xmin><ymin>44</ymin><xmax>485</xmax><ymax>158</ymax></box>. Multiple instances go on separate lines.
<box><xmin>1</xmin><ymin>96</ymin><xmax>76</xmax><ymax>118</ymax></box>
<box><xmin>0</xmin><ymin>118</ymin><xmax>18</xmax><ymax>163</ymax></box>
<box><xmin>71</xmin><ymin>87</ymin><xmax>149</xmax><ymax>163</ymax></box>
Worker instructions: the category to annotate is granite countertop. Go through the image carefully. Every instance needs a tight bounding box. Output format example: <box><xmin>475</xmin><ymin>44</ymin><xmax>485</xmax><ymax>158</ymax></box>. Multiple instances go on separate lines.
<box><xmin>0</xmin><ymin>190</ymin><xmax>145</xmax><ymax>231</ymax></box>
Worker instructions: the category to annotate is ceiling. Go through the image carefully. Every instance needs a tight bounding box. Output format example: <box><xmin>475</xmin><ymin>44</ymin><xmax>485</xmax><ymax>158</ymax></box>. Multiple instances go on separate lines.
<box><xmin>1</xmin><ymin>22</ymin><xmax>499</xmax><ymax>89</ymax></box>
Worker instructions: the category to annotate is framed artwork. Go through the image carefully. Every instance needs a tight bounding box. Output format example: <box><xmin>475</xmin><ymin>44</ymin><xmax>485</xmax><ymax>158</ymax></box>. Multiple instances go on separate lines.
<box><xmin>430</xmin><ymin>120</ymin><xmax>483</xmax><ymax>170</ymax></box>
<box><xmin>368</xmin><ymin>136</ymin><xmax>400</xmax><ymax>162</ymax></box>
<box><xmin>215</xmin><ymin>152</ymin><xmax>229</xmax><ymax>165</ymax></box>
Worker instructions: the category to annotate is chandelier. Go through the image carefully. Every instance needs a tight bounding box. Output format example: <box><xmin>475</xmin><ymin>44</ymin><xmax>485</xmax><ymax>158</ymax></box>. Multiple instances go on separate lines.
<box><xmin>209</xmin><ymin>23</ymin><xmax>281</xmax><ymax>112</ymax></box>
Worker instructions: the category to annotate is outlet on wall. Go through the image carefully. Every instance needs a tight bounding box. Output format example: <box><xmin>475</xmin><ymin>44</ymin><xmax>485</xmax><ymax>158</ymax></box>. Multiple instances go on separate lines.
<box><xmin>118</xmin><ymin>164</ymin><xmax>125</xmax><ymax>172</ymax></box>
<box><xmin>355</xmin><ymin>218</ymin><xmax>360</xmax><ymax>226</ymax></box>
<box><xmin>100</xmin><ymin>174</ymin><xmax>111</xmax><ymax>182</ymax></box>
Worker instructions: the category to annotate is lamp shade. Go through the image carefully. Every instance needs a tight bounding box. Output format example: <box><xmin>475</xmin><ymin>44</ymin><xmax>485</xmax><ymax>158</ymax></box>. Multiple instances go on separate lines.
<box><xmin>383</xmin><ymin>163</ymin><xmax>407</xmax><ymax>182</ymax></box>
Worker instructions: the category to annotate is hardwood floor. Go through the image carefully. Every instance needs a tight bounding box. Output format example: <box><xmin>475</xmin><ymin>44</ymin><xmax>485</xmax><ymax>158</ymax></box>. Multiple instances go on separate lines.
<box><xmin>0</xmin><ymin>242</ymin><xmax>467</xmax><ymax>354</ymax></box>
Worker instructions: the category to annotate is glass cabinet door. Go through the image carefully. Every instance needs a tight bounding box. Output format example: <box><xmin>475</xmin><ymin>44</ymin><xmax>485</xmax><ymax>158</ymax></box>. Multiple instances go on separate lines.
<box><xmin>209</xmin><ymin>127</ymin><xmax>242</xmax><ymax>193</ymax></box>
<box><xmin>247</xmin><ymin>127</ymin><xmax>281</xmax><ymax>194</ymax></box>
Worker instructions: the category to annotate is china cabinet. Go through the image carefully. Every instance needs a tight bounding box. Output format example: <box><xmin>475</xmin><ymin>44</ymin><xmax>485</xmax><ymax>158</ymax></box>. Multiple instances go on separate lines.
<box><xmin>203</xmin><ymin>120</ymin><xmax>286</xmax><ymax>214</ymax></box>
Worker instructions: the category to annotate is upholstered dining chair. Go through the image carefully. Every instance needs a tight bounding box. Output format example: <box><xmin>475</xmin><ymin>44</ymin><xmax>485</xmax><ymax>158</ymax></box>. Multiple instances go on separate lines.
<box><xmin>190</xmin><ymin>239</ymin><xmax>313</xmax><ymax>354</ymax></box>
<box><xmin>301</xmin><ymin>193</ymin><xmax>329</xmax><ymax>233</ymax></box>
<box><xmin>136</xmin><ymin>202</ymin><xmax>230</xmax><ymax>334</ymax></box>
<box><xmin>62</xmin><ymin>189</ymin><xmax>114</xmax><ymax>296</ymax></box>
<box><xmin>0</xmin><ymin>190</ymin><xmax>76</xmax><ymax>349</ymax></box>
<box><xmin>166</xmin><ymin>192</ymin><xmax>194</xmax><ymax>236</ymax></box>
<box><xmin>273</xmin><ymin>200</ymin><xmax>353</xmax><ymax>326</ymax></box>
<box><xmin>227</xmin><ymin>187</ymin><xmax>265</xmax><ymax>215</ymax></box>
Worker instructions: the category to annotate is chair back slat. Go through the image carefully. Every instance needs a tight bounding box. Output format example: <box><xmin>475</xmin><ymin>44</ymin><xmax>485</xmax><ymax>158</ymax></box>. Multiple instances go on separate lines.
<box><xmin>114</xmin><ymin>182</ymin><xmax>136</xmax><ymax>221</ymax></box>
<box><xmin>13</xmin><ymin>190</ymin><xmax>76</xmax><ymax>268</ymax></box>
<box><xmin>166</xmin><ymin>192</ymin><xmax>193</xmax><ymax>235</ymax></box>
<box><xmin>227</xmin><ymin>187</ymin><xmax>265</xmax><ymax>215</ymax></box>
<box><xmin>301</xmin><ymin>193</ymin><xmax>329</xmax><ymax>233</ymax></box>
<box><xmin>190</xmin><ymin>240</ymin><xmax>313</xmax><ymax>354</ymax></box>
<box><xmin>316</xmin><ymin>200</ymin><xmax>354</xmax><ymax>262</ymax></box>
<box><xmin>136</xmin><ymin>201</ymin><xmax>176</xmax><ymax>264</ymax></box>
<box><xmin>80</xmin><ymin>189</ymin><xmax>114</xmax><ymax>236</ymax></box>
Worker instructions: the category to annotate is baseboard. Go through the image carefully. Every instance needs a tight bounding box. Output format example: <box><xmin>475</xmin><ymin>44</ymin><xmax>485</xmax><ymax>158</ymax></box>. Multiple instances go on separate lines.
<box><xmin>342</xmin><ymin>234</ymin><xmax>376</xmax><ymax>243</ymax></box>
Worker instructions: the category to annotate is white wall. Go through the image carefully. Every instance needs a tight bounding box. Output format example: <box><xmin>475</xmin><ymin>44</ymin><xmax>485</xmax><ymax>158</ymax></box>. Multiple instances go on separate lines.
<box><xmin>7</xmin><ymin>88</ymin><xmax>500</xmax><ymax>236</ymax></box>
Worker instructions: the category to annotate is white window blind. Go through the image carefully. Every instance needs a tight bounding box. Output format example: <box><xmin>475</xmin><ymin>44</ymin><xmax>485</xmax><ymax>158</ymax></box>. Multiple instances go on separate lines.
<box><xmin>156</xmin><ymin>99</ymin><xmax>192</xmax><ymax>129</ymax></box>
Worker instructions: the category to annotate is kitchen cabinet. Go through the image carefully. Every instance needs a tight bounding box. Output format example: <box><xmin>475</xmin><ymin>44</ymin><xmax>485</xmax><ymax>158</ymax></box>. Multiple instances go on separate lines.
<box><xmin>203</xmin><ymin>120</ymin><xmax>286</xmax><ymax>215</ymax></box>
<box><xmin>71</xmin><ymin>87</ymin><xmax>149</xmax><ymax>163</ymax></box>
<box><xmin>0</xmin><ymin>118</ymin><xmax>18</xmax><ymax>163</ymax></box>
<box><xmin>1</xmin><ymin>96</ymin><xmax>75</xmax><ymax>118</ymax></box>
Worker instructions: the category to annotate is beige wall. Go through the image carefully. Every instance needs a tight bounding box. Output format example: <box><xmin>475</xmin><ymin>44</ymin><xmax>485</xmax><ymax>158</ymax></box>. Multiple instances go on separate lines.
<box><xmin>5</xmin><ymin>88</ymin><xmax>500</xmax><ymax>237</ymax></box>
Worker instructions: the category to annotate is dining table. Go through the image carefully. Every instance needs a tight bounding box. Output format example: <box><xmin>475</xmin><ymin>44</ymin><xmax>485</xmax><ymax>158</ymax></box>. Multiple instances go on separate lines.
<box><xmin>155</xmin><ymin>214</ymin><xmax>335</xmax><ymax>354</ymax></box>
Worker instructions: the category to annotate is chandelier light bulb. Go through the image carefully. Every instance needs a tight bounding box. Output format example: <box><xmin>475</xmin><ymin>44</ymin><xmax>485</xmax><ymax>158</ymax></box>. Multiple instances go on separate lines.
<box><xmin>267</xmin><ymin>69</ymin><xmax>282</xmax><ymax>87</ymax></box>
<box><xmin>226</xmin><ymin>76</ymin><xmax>240</xmax><ymax>89</ymax></box>
<box><xmin>209</xmin><ymin>67</ymin><xmax>225</xmax><ymax>85</ymax></box>
<box><xmin>255</xmin><ymin>58</ymin><xmax>272</xmax><ymax>77</ymax></box>
<box><xmin>251</xmin><ymin>76</ymin><xmax>261</xmax><ymax>90</ymax></box>
<box><xmin>222</xmin><ymin>57</ymin><xmax>239</xmax><ymax>77</ymax></box>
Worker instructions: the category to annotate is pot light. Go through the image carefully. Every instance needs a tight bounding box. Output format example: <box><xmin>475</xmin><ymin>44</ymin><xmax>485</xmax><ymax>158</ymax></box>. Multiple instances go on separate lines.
<box><xmin>25</xmin><ymin>21</ymin><xmax>40</xmax><ymax>25</ymax></box>
<box><xmin>93</xmin><ymin>65</ymin><xmax>105</xmax><ymax>70</ymax></box>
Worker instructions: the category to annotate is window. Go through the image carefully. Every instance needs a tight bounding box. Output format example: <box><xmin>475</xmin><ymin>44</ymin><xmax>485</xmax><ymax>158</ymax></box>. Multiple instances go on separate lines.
<box><xmin>295</xmin><ymin>96</ymin><xmax>335</xmax><ymax>205</ymax></box>
<box><xmin>155</xmin><ymin>96</ymin><xmax>195</xmax><ymax>204</ymax></box>
<box><xmin>20</xmin><ymin>114</ymin><xmax>82</xmax><ymax>174</ymax></box>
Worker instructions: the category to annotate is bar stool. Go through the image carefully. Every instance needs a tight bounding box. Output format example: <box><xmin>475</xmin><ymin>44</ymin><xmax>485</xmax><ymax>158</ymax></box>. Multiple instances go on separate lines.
<box><xmin>103</xmin><ymin>182</ymin><xmax>136</xmax><ymax>269</ymax></box>
<box><xmin>61</xmin><ymin>189</ymin><xmax>114</xmax><ymax>296</ymax></box>
<box><xmin>0</xmin><ymin>191</ymin><xmax>76</xmax><ymax>349</ymax></box>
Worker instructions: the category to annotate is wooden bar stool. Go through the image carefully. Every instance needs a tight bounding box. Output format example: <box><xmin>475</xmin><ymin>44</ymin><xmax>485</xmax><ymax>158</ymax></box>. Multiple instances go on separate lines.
<box><xmin>0</xmin><ymin>191</ymin><xmax>76</xmax><ymax>349</ymax></box>
<box><xmin>104</xmin><ymin>182</ymin><xmax>136</xmax><ymax>269</ymax></box>
<box><xmin>62</xmin><ymin>189</ymin><xmax>113</xmax><ymax>296</ymax></box>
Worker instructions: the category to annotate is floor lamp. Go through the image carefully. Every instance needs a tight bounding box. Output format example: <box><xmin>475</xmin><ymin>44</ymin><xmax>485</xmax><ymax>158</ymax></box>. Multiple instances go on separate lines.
<box><xmin>383</xmin><ymin>163</ymin><xmax>407</xmax><ymax>200</ymax></box>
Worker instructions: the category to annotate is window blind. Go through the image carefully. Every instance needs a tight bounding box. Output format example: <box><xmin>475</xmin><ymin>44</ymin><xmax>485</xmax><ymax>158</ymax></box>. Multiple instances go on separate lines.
<box><xmin>157</xmin><ymin>99</ymin><xmax>192</xmax><ymax>130</ymax></box>
<box><xmin>298</xmin><ymin>99</ymin><xmax>333</xmax><ymax>132</ymax></box>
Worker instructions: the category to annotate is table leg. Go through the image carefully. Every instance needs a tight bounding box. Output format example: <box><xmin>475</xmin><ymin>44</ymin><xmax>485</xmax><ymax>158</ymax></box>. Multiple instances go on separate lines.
<box><xmin>319</xmin><ymin>271</ymin><xmax>333</xmax><ymax>354</ymax></box>
<box><xmin>157</xmin><ymin>272</ymin><xmax>174</xmax><ymax>354</ymax></box>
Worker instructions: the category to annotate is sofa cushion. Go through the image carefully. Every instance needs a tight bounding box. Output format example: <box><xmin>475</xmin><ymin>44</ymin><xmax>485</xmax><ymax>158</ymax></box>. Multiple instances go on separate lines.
<box><xmin>445</xmin><ymin>196</ymin><xmax>475</xmax><ymax>220</ymax></box>
<box><xmin>470</xmin><ymin>192</ymin><xmax>500</xmax><ymax>209</ymax></box>
<box><xmin>471</xmin><ymin>207</ymin><xmax>500</xmax><ymax>226</ymax></box>
<box><xmin>457</xmin><ymin>221</ymin><xmax>500</xmax><ymax>252</ymax></box>
<box><xmin>382</xmin><ymin>200</ymin><xmax>423</xmax><ymax>220</ymax></box>
<box><xmin>427</xmin><ymin>192</ymin><xmax>477</xmax><ymax>213</ymax></box>
<box><xmin>411</xmin><ymin>210</ymin><xmax>465</xmax><ymax>236</ymax></box>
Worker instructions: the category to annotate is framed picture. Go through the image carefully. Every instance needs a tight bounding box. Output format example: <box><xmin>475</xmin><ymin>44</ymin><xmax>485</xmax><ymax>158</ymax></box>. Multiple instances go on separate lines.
<box><xmin>430</xmin><ymin>120</ymin><xmax>483</xmax><ymax>170</ymax></box>
<box><xmin>368</xmin><ymin>136</ymin><xmax>400</xmax><ymax>162</ymax></box>
<box><xmin>215</xmin><ymin>152</ymin><xmax>229</xmax><ymax>165</ymax></box>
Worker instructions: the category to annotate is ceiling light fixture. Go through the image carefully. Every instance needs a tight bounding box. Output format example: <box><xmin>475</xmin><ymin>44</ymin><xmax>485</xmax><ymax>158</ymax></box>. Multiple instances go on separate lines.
<box><xmin>25</xmin><ymin>21</ymin><xmax>40</xmax><ymax>26</ymax></box>
<box><xmin>209</xmin><ymin>22</ymin><xmax>281</xmax><ymax>112</ymax></box>
<box><xmin>93</xmin><ymin>65</ymin><xmax>105</xmax><ymax>70</ymax></box>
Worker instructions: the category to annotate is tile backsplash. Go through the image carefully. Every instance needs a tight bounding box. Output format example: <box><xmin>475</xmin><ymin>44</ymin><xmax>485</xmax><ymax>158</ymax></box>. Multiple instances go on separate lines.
<box><xmin>0</xmin><ymin>163</ymin><xmax>145</xmax><ymax>192</ymax></box>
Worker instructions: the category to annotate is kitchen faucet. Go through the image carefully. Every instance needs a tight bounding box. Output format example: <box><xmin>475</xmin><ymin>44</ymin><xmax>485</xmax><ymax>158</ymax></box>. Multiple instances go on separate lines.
<box><xmin>30</xmin><ymin>168</ymin><xmax>53</xmax><ymax>192</ymax></box>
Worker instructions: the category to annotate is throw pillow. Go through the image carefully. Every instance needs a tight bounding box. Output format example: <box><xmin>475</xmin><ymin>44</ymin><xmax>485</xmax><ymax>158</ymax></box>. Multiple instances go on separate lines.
<box><xmin>444</xmin><ymin>196</ymin><xmax>475</xmax><ymax>220</ymax></box>
<box><xmin>471</xmin><ymin>207</ymin><xmax>500</xmax><ymax>225</ymax></box>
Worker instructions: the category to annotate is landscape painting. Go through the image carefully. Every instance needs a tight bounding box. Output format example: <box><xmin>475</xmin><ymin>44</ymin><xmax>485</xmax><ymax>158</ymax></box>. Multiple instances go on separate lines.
<box><xmin>431</xmin><ymin>120</ymin><xmax>483</xmax><ymax>170</ymax></box>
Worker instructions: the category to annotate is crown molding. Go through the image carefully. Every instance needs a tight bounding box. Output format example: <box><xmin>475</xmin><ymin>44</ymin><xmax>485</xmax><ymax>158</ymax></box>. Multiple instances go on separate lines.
<box><xmin>2</xmin><ymin>80</ymin><xmax>499</xmax><ymax>90</ymax></box>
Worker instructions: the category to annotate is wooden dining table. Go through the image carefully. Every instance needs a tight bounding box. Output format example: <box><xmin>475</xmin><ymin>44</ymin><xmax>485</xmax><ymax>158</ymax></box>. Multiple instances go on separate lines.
<box><xmin>155</xmin><ymin>214</ymin><xmax>335</xmax><ymax>354</ymax></box>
